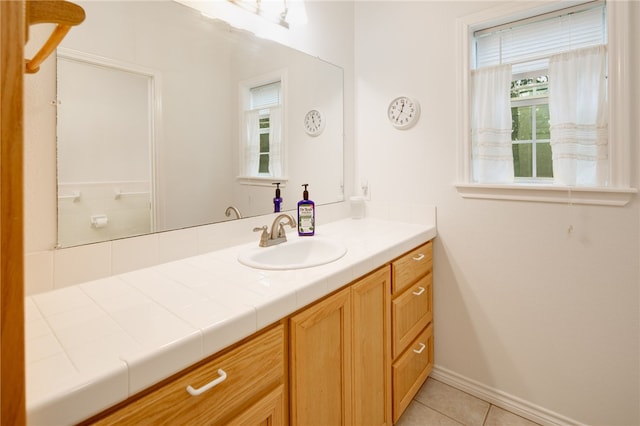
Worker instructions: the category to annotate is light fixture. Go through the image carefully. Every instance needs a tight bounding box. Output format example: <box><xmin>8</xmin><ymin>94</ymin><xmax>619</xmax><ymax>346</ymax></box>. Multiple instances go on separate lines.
<box><xmin>228</xmin><ymin>0</ymin><xmax>290</xmax><ymax>29</ymax></box>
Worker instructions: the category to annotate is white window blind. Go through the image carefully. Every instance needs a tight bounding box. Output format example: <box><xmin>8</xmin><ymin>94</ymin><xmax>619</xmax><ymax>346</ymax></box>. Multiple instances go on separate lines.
<box><xmin>474</xmin><ymin>2</ymin><xmax>606</xmax><ymax>75</ymax></box>
<box><xmin>250</xmin><ymin>81</ymin><xmax>281</xmax><ymax>109</ymax></box>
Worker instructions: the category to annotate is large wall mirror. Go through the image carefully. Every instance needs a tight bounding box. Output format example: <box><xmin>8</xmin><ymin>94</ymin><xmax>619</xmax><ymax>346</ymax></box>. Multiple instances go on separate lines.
<box><xmin>56</xmin><ymin>0</ymin><xmax>344</xmax><ymax>247</ymax></box>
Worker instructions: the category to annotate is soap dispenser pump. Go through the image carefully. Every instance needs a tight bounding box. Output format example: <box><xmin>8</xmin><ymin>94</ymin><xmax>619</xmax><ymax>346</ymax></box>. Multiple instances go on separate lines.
<box><xmin>273</xmin><ymin>182</ymin><xmax>282</xmax><ymax>213</ymax></box>
<box><xmin>297</xmin><ymin>184</ymin><xmax>315</xmax><ymax>236</ymax></box>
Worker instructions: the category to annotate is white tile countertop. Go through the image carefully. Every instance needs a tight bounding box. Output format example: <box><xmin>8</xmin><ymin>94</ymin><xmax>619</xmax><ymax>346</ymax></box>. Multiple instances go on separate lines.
<box><xmin>25</xmin><ymin>217</ymin><xmax>436</xmax><ymax>425</ymax></box>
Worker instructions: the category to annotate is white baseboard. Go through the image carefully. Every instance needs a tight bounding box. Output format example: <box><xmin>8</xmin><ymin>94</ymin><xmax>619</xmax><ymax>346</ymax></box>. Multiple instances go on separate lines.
<box><xmin>430</xmin><ymin>365</ymin><xmax>586</xmax><ymax>426</ymax></box>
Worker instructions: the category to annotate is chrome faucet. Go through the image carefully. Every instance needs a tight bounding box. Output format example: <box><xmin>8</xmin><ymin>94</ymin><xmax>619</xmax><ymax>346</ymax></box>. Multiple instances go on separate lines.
<box><xmin>253</xmin><ymin>213</ymin><xmax>296</xmax><ymax>247</ymax></box>
<box><xmin>225</xmin><ymin>206</ymin><xmax>242</xmax><ymax>220</ymax></box>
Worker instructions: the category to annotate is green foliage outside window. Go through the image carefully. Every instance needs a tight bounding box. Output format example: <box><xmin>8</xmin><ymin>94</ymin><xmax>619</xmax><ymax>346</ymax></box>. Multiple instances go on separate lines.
<box><xmin>510</xmin><ymin>77</ymin><xmax>552</xmax><ymax>179</ymax></box>
<box><xmin>258</xmin><ymin>116</ymin><xmax>270</xmax><ymax>174</ymax></box>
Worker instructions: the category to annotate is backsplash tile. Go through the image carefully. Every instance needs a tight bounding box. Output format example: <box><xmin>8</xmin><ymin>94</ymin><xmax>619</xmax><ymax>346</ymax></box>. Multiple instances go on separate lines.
<box><xmin>53</xmin><ymin>242</ymin><xmax>111</xmax><ymax>289</ymax></box>
<box><xmin>158</xmin><ymin>226</ymin><xmax>199</xmax><ymax>263</ymax></box>
<box><xmin>25</xmin><ymin>203</ymin><xmax>433</xmax><ymax>297</ymax></box>
<box><xmin>111</xmin><ymin>233</ymin><xmax>159</xmax><ymax>275</ymax></box>
<box><xmin>25</xmin><ymin>251</ymin><xmax>54</xmax><ymax>295</ymax></box>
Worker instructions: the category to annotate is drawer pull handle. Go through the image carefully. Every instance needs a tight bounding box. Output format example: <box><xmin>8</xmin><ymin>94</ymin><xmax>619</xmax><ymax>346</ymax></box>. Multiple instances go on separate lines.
<box><xmin>413</xmin><ymin>253</ymin><xmax>425</xmax><ymax>261</ymax></box>
<box><xmin>412</xmin><ymin>286</ymin><xmax>425</xmax><ymax>296</ymax></box>
<box><xmin>186</xmin><ymin>369</ymin><xmax>227</xmax><ymax>396</ymax></box>
<box><xmin>413</xmin><ymin>343</ymin><xmax>426</xmax><ymax>354</ymax></box>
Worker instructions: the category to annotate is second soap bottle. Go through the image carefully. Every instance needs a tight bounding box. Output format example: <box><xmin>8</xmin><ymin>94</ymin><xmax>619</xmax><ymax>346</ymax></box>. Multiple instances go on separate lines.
<box><xmin>297</xmin><ymin>184</ymin><xmax>315</xmax><ymax>236</ymax></box>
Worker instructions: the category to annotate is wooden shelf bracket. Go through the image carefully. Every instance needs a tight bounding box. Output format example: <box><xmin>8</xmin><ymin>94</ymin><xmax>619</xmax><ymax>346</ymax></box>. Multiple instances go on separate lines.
<box><xmin>24</xmin><ymin>0</ymin><xmax>85</xmax><ymax>74</ymax></box>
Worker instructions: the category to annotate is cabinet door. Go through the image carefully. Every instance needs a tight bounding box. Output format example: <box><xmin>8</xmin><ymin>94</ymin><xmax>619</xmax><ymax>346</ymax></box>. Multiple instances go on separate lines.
<box><xmin>227</xmin><ymin>385</ymin><xmax>285</xmax><ymax>426</ymax></box>
<box><xmin>290</xmin><ymin>287</ymin><xmax>352</xmax><ymax>426</ymax></box>
<box><xmin>352</xmin><ymin>267</ymin><xmax>392</xmax><ymax>426</ymax></box>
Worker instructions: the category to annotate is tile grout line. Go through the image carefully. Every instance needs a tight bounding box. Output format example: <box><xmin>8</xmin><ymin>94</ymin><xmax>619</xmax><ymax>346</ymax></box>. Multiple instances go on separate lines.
<box><xmin>481</xmin><ymin>404</ymin><xmax>491</xmax><ymax>425</ymax></box>
<box><xmin>409</xmin><ymin>398</ymin><xmax>467</xmax><ymax>426</ymax></box>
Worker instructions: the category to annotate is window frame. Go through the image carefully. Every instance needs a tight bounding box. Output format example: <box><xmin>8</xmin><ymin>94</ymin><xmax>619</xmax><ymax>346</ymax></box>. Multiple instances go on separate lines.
<box><xmin>455</xmin><ymin>0</ymin><xmax>636</xmax><ymax>206</ymax></box>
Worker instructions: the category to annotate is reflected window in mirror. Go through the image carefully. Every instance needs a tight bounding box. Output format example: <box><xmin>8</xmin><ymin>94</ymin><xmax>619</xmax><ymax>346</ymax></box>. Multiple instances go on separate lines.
<box><xmin>252</xmin><ymin>81</ymin><xmax>281</xmax><ymax>175</ymax></box>
<box><xmin>241</xmin><ymin>72</ymin><xmax>287</xmax><ymax>182</ymax></box>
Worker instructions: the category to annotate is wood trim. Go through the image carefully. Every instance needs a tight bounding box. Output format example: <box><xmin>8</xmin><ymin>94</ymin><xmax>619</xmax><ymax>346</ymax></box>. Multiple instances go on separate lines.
<box><xmin>0</xmin><ymin>1</ymin><xmax>26</xmax><ymax>424</ymax></box>
<box><xmin>24</xmin><ymin>0</ymin><xmax>85</xmax><ymax>73</ymax></box>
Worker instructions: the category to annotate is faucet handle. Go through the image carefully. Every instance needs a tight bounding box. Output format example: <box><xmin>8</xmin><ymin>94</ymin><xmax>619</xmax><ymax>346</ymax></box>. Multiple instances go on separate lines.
<box><xmin>253</xmin><ymin>226</ymin><xmax>269</xmax><ymax>247</ymax></box>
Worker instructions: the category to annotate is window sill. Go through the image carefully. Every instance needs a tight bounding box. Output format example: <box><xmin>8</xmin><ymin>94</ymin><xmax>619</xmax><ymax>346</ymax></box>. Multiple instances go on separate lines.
<box><xmin>455</xmin><ymin>183</ymin><xmax>637</xmax><ymax>206</ymax></box>
<box><xmin>237</xmin><ymin>176</ymin><xmax>289</xmax><ymax>187</ymax></box>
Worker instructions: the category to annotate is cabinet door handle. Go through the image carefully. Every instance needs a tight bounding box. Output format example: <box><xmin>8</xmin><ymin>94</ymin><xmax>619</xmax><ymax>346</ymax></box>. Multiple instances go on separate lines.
<box><xmin>413</xmin><ymin>343</ymin><xmax>426</xmax><ymax>354</ymax></box>
<box><xmin>412</xmin><ymin>286</ymin><xmax>425</xmax><ymax>296</ymax></box>
<box><xmin>186</xmin><ymin>368</ymin><xmax>227</xmax><ymax>396</ymax></box>
<box><xmin>412</xmin><ymin>253</ymin><xmax>425</xmax><ymax>261</ymax></box>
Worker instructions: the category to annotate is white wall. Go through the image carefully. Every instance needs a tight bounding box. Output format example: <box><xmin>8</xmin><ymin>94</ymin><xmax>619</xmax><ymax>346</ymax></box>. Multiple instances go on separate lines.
<box><xmin>354</xmin><ymin>1</ymin><xmax>639</xmax><ymax>425</ymax></box>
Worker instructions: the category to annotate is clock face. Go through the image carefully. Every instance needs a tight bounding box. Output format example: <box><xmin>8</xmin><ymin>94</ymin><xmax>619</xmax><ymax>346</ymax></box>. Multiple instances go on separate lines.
<box><xmin>388</xmin><ymin>96</ymin><xmax>420</xmax><ymax>129</ymax></box>
<box><xmin>304</xmin><ymin>109</ymin><xmax>325</xmax><ymax>136</ymax></box>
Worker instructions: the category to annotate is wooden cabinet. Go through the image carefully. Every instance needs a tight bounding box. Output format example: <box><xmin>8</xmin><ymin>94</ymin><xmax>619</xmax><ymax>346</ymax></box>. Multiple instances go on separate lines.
<box><xmin>392</xmin><ymin>324</ymin><xmax>434</xmax><ymax>422</ymax></box>
<box><xmin>392</xmin><ymin>272</ymin><xmax>433</xmax><ymax>359</ymax></box>
<box><xmin>351</xmin><ymin>268</ymin><xmax>392</xmax><ymax>426</ymax></box>
<box><xmin>226</xmin><ymin>384</ymin><xmax>285</xmax><ymax>426</ymax></box>
<box><xmin>290</xmin><ymin>286</ymin><xmax>352</xmax><ymax>426</ymax></box>
<box><xmin>81</xmin><ymin>240</ymin><xmax>434</xmax><ymax>426</ymax></box>
<box><xmin>391</xmin><ymin>241</ymin><xmax>434</xmax><ymax>423</ymax></box>
<box><xmin>88</xmin><ymin>323</ymin><xmax>286</xmax><ymax>425</ymax></box>
<box><xmin>290</xmin><ymin>266</ymin><xmax>392</xmax><ymax>426</ymax></box>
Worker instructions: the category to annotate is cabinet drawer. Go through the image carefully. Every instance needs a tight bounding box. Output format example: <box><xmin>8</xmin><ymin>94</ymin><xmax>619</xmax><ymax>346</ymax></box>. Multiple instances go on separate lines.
<box><xmin>392</xmin><ymin>241</ymin><xmax>432</xmax><ymax>294</ymax></box>
<box><xmin>392</xmin><ymin>324</ymin><xmax>434</xmax><ymax>423</ymax></box>
<box><xmin>392</xmin><ymin>272</ymin><xmax>432</xmax><ymax>358</ymax></box>
<box><xmin>94</xmin><ymin>323</ymin><xmax>285</xmax><ymax>425</ymax></box>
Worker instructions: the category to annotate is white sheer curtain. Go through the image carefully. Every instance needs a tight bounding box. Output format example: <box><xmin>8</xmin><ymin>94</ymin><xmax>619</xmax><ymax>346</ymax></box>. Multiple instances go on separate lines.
<box><xmin>244</xmin><ymin>110</ymin><xmax>260</xmax><ymax>176</ymax></box>
<box><xmin>471</xmin><ymin>64</ymin><xmax>514</xmax><ymax>183</ymax></box>
<box><xmin>268</xmin><ymin>106</ymin><xmax>282</xmax><ymax>177</ymax></box>
<box><xmin>549</xmin><ymin>45</ymin><xmax>608</xmax><ymax>186</ymax></box>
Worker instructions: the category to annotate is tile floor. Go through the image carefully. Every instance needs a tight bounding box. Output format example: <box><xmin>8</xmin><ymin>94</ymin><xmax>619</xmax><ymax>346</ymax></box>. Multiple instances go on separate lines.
<box><xmin>397</xmin><ymin>378</ymin><xmax>541</xmax><ymax>426</ymax></box>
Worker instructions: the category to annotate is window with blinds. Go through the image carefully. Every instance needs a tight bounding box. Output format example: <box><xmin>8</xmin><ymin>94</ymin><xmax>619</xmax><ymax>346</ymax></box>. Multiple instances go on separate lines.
<box><xmin>474</xmin><ymin>2</ymin><xmax>606</xmax><ymax>76</ymax></box>
<box><xmin>250</xmin><ymin>81</ymin><xmax>281</xmax><ymax>110</ymax></box>
<box><xmin>472</xmin><ymin>1</ymin><xmax>607</xmax><ymax>182</ymax></box>
<box><xmin>457</xmin><ymin>0</ymin><xmax>634</xmax><ymax>205</ymax></box>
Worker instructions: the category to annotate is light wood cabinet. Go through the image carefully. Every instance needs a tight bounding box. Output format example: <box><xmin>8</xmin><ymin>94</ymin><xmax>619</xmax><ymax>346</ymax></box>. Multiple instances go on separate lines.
<box><xmin>391</xmin><ymin>241</ymin><xmax>434</xmax><ymax>423</ymax></box>
<box><xmin>226</xmin><ymin>384</ymin><xmax>285</xmax><ymax>426</ymax></box>
<box><xmin>87</xmin><ymin>323</ymin><xmax>286</xmax><ymax>425</ymax></box>
<box><xmin>392</xmin><ymin>324</ymin><xmax>434</xmax><ymax>421</ymax></box>
<box><xmin>290</xmin><ymin>286</ymin><xmax>352</xmax><ymax>426</ymax></box>
<box><xmin>290</xmin><ymin>266</ymin><xmax>392</xmax><ymax>426</ymax></box>
<box><xmin>80</xmin><ymin>240</ymin><xmax>434</xmax><ymax>425</ymax></box>
<box><xmin>392</xmin><ymin>272</ymin><xmax>433</xmax><ymax>359</ymax></box>
<box><xmin>391</xmin><ymin>242</ymin><xmax>433</xmax><ymax>294</ymax></box>
<box><xmin>352</xmin><ymin>268</ymin><xmax>392</xmax><ymax>426</ymax></box>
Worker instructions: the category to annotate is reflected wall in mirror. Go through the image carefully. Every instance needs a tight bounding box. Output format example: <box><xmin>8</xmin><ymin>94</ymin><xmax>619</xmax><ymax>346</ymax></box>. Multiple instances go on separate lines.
<box><xmin>56</xmin><ymin>0</ymin><xmax>344</xmax><ymax>247</ymax></box>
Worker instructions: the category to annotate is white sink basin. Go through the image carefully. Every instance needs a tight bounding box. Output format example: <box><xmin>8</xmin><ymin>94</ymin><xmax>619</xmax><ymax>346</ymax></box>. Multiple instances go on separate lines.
<box><xmin>238</xmin><ymin>236</ymin><xmax>347</xmax><ymax>270</ymax></box>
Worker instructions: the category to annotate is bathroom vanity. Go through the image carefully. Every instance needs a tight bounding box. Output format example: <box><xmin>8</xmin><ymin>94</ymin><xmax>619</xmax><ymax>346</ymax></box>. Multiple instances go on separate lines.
<box><xmin>25</xmin><ymin>218</ymin><xmax>436</xmax><ymax>424</ymax></box>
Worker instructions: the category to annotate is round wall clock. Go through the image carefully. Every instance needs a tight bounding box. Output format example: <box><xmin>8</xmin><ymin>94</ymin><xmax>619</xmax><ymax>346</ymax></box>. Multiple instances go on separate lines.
<box><xmin>387</xmin><ymin>96</ymin><xmax>420</xmax><ymax>129</ymax></box>
<box><xmin>304</xmin><ymin>109</ymin><xmax>325</xmax><ymax>136</ymax></box>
